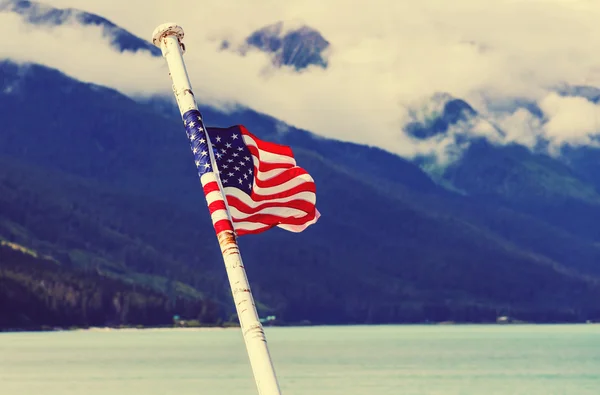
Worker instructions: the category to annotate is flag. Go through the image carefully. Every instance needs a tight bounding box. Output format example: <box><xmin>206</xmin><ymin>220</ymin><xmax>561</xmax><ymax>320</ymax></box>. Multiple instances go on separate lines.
<box><xmin>183</xmin><ymin>110</ymin><xmax>319</xmax><ymax>236</ymax></box>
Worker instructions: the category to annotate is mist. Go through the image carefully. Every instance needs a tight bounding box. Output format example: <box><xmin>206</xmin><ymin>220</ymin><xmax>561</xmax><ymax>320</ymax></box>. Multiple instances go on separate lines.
<box><xmin>2</xmin><ymin>0</ymin><xmax>600</xmax><ymax>163</ymax></box>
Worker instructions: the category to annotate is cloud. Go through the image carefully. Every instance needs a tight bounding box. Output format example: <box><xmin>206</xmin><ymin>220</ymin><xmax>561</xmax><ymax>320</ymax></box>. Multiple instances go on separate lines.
<box><xmin>3</xmin><ymin>0</ymin><xmax>600</xmax><ymax>163</ymax></box>
<box><xmin>538</xmin><ymin>93</ymin><xmax>600</xmax><ymax>147</ymax></box>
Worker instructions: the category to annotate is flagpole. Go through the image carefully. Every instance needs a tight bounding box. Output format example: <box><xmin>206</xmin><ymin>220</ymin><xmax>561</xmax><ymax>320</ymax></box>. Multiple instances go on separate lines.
<box><xmin>152</xmin><ymin>23</ymin><xmax>283</xmax><ymax>395</ymax></box>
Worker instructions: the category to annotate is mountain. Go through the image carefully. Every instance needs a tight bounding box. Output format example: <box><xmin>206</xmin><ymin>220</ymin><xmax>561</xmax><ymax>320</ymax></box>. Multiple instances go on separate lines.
<box><xmin>2</xmin><ymin>5</ymin><xmax>600</xmax><ymax>328</ymax></box>
<box><xmin>229</xmin><ymin>21</ymin><xmax>329</xmax><ymax>70</ymax></box>
<box><xmin>3</xmin><ymin>58</ymin><xmax>600</xmax><ymax>326</ymax></box>
<box><xmin>406</xmin><ymin>92</ymin><xmax>600</xmax><ymax>244</ymax></box>
<box><xmin>0</xmin><ymin>0</ymin><xmax>160</xmax><ymax>56</ymax></box>
<box><xmin>405</xmin><ymin>93</ymin><xmax>479</xmax><ymax>140</ymax></box>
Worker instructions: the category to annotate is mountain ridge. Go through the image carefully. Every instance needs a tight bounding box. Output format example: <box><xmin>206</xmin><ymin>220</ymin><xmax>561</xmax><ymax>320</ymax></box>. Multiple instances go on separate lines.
<box><xmin>2</xmin><ymin>4</ymin><xmax>600</xmax><ymax>327</ymax></box>
<box><xmin>3</xmin><ymin>58</ymin><xmax>600</xmax><ymax>326</ymax></box>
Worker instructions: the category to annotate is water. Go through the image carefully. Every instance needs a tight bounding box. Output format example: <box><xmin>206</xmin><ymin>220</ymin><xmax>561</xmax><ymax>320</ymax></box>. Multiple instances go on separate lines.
<box><xmin>0</xmin><ymin>324</ymin><xmax>599</xmax><ymax>395</ymax></box>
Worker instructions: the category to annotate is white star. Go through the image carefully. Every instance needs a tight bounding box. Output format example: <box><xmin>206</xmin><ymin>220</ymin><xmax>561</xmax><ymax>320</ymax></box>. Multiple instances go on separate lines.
<box><xmin>215</xmin><ymin>136</ymin><xmax>221</xmax><ymax>142</ymax></box>
<box><xmin>199</xmin><ymin>138</ymin><xmax>206</xmax><ymax>144</ymax></box>
<box><xmin>243</xmin><ymin>174</ymin><xmax>248</xmax><ymax>180</ymax></box>
<box><xmin>198</xmin><ymin>126</ymin><xmax>204</xmax><ymax>132</ymax></box>
<box><xmin>244</xmin><ymin>156</ymin><xmax>251</xmax><ymax>161</ymax></box>
<box><xmin>237</xmin><ymin>147</ymin><xmax>243</xmax><ymax>151</ymax></box>
<box><xmin>201</xmin><ymin>151</ymin><xmax>208</xmax><ymax>156</ymax></box>
<box><xmin>216</xmin><ymin>153</ymin><xmax>222</xmax><ymax>159</ymax></box>
<box><xmin>197</xmin><ymin>115</ymin><xmax>202</xmax><ymax>121</ymax></box>
<box><xmin>234</xmin><ymin>166</ymin><xmax>240</xmax><ymax>171</ymax></box>
<box><xmin>203</xmin><ymin>163</ymin><xmax>211</xmax><ymax>169</ymax></box>
<box><xmin>239</xmin><ymin>161</ymin><xmax>245</xmax><ymax>167</ymax></box>
<box><xmin>238</xmin><ymin>178</ymin><xmax>243</xmax><ymax>184</ymax></box>
<box><xmin>227</xmin><ymin>159</ymin><xmax>233</xmax><ymax>163</ymax></box>
<box><xmin>248</xmin><ymin>183</ymin><xmax>252</xmax><ymax>189</ymax></box>
<box><xmin>233</xmin><ymin>153</ymin><xmax>239</xmax><ymax>157</ymax></box>
<box><xmin>189</xmin><ymin>121</ymin><xmax>196</xmax><ymax>127</ymax></box>
<box><xmin>192</xmin><ymin>147</ymin><xmax>198</xmax><ymax>154</ymax></box>
<box><xmin>232</xmin><ymin>134</ymin><xmax>239</xmax><ymax>140</ymax></box>
<box><xmin>222</xmin><ymin>164</ymin><xmax>228</xmax><ymax>169</ymax></box>
<box><xmin>189</xmin><ymin>133</ymin><xmax>196</xmax><ymax>141</ymax></box>
<box><xmin>221</xmin><ymin>149</ymin><xmax>226</xmax><ymax>153</ymax></box>
<box><xmin>247</xmin><ymin>169</ymin><xmax>252</xmax><ymax>175</ymax></box>
<box><xmin>225</xmin><ymin>143</ymin><xmax>232</xmax><ymax>148</ymax></box>
<box><xmin>228</xmin><ymin>172</ymin><xmax>234</xmax><ymax>177</ymax></box>
<box><xmin>195</xmin><ymin>160</ymin><xmax>201</xmax><ymax>167</ymax></box>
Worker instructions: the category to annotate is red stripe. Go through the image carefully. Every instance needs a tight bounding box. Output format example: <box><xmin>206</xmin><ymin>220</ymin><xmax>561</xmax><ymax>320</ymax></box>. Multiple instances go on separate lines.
<box><xmin>234</xmin><ymin>209</ymin><xmax>318</xmax><ymax>235</ymax></box>
<box><xmin>227</xmin><ymin>196</ymin><xmax>315</xmax><ymax>215</ymax></box>
<box><xmin>246</xmin><ymin>145</ymin><xmax>294</xmax><ymax>171</ymax></box>
<box><xmin>232</xmin><ymin>211</ymin><xmax>317</xmax><ymax>226</ymax></box>
<box><xmin>240</xmin><ymin>126</ymin><xmax>294</xmax><ymax>157</ymax></box>
<box><xmin>208</xmin><ymin>199</ymin><xmax>227</xmax><ymax>214</ymax></box>
<box><xmin>201</xmin><ymin>181</ymin><xmax>233</xmax><ymax>233</ymax></box>
<box><xmin>254</xmin><ymin>160</ymin><xmax>295</xmax><ymax>173</ymax></box>
<box><xmin>213</xmin><ymin>219</ymin><xmax>233</xmax><ymax>233</ymax></box>
<box><xmin>246</xmin><ymin>182</ymin><xmax>316</xmax><ymax>202</ymax></box>
<box><xmin>253</xmin><ymin>167</ymin><xmax>309</xmax><ymax>188</ymax></box>
<box><xmin>203</xmin><ymin>181</ymin><xmax>220</xmax><ymax>195</ymax></box>
<box><xmin>235</xmin><ymin>224</ymin><xmax>274</xmax><ymax>236</ymax></box>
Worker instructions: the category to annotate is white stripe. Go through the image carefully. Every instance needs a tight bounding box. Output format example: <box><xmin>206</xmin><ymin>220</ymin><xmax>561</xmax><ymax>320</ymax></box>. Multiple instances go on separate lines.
<box><xmin>200</xmin><ymin>172</ymin><xmax>218</xmax><ymax>187</ymax></box>
<box><xmin>243</xmin><ymin>135</ymin><xmax>296</xmax><ymax>166</ymax></box>
<box><xmin>224</xmin><ymin>188</ymin><xmax>316</xmax><ymax>208</ymax></box>
<box><xmin>251</xmin><ymin>173</ymin><xmax>314</xmax><ymax>196</ymax></box>
<box><xmin>277</xmin><ymin>209</ymin><xmax>320</xmax><ymax>232</ymax></box>
<box><xmin>210</xmin><ymin>209</ymin><xmax>230</xmax><ymax>224</ymax></box>
<box><xmin>229</xmin><ymin>206</ymin><xmax>309</xmax><ymax>220</ymax></box>
<box><xmin>205</xmin><ymin>190</ymin><xmax>225</xmax><ymax>206</ymax></box>
<box><xmin>255</xmin><ymin>167</ymin><xmax>290</xmax><ymax>181</ymax></box>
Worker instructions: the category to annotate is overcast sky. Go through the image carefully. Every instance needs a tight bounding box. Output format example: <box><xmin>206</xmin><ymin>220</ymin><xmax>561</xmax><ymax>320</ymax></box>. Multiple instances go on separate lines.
<box><xmin>2</xmin><ymin>0</ymin><xmax>600</xmax><ymax>162</ymax></box>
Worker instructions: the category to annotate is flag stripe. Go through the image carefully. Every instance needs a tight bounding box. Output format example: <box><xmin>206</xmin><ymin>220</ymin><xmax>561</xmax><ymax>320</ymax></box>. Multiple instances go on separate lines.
<box><xmin>277</xmin><ymin>209</ymin><xmax>320</xmax><ymax>232</ymax></box>
<box><xmin>251</xmin><ymin>174</ymin><xmax>314</xmax><ymax>195</ymax></box>
<box><xmin>203</xmin><ymin>178</ymin><xmax>221</xmax><ymax>195</ymax></box>
<box><xmin>232</xmin><ymin>211</ymin><xmax>317</xmax><ymax>226</ymax></box>
<box><xmin>240</xmin><ymin>127</ymin><xmax>294</xmax><ymax>158</ymax></box>
<box><xmin>255</xmin><ymin>166</ymin><xmax>297</xmax><ymax>181</ymax></box>
<box><xmin>253</xmin><ymin>167</ymin><xmax>309</xmax><ymax>188</ymax></box>
<box><xmin>210</xmin><ymin>209</ymin><xmax>231</xmax><ymax>224</ymax></box>
<box><xmin>244</xmin><ymin>142</ymin><xmax>295</xmax><ymax>166</ymax></box>
<box><xmin>208</xmin><ymin>200</ymin><xmax>228</xmax><ymax>213</ymax></box>
<box><xmin>214</xmin><ymin>219</ymin><xmax>234</xmax><ymax>233</ymax></box>
<box><xmin>225</xmin><ymin>194</ymin><xmax>316</xmax><ymax>214</ymax></box>
<box><xmin>246</xmin><ymin>144</ymin><xmax>295</xmax><ymax>172</ymax></box>
<box><xmin>229</xmin><ymin>206</ymin><xmax>309</xmax><ymax>221</ymax></box>
<box><xmin>200</xmin><ymin>173</ymin><xmax>234</xmax><ymax>233</ymax></box>
<box><xmin>226</xmin><ymin>182</ymin><xmax>316</xmax><ymax>202</ymax></box>
<box><xmin>233</xmin><ymin>222</ymin><xmax>273</xmax><ymax>235</ymax></box>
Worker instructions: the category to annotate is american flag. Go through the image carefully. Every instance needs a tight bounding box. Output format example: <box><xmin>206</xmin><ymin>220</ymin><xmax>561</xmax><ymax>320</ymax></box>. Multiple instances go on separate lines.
<box><xmin>183</xmin><ymin>110</ymin><xmax>319</xmax><ymax>236</ymax></box>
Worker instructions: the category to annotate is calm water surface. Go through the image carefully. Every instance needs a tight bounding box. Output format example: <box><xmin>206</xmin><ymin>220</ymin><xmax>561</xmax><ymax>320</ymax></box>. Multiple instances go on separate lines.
<box><xmin>0</xmin><ymin>324</ymin><xmax>599</xmax><ymax>395</ymax></box>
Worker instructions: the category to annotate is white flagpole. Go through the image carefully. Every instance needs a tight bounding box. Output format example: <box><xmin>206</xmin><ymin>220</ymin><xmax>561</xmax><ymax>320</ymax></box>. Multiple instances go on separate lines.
<box><xmin>152</xmin><ymin>23</ymin><xmax>283</xmax><ymax>395</ymax></box>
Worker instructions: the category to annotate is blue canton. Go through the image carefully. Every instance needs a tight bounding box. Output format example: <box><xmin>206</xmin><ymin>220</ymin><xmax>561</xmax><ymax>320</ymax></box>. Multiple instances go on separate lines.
<box><xmin>206</xmin><ymin>126</ymin><xmax>254</xmax><ymax>195</ymax></box>
<box><xmin>183</xmin><ymin>110</ymin><xmax>212</xmax><ymax>177</ymax></box>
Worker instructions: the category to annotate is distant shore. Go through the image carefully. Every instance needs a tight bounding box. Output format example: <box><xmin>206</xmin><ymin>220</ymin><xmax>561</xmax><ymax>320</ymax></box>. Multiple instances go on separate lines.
<box><xmin>2</xmin><ymin>320</ymin><xmax>599</xmax><ymax>334</ymax></box>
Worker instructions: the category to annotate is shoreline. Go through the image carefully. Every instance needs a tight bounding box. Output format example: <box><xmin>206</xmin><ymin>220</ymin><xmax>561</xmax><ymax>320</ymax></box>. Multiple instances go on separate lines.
<box><xmin>1</xmin><ymin>321</ymin><xmax>598</xmax><ymax>334</ymax></box>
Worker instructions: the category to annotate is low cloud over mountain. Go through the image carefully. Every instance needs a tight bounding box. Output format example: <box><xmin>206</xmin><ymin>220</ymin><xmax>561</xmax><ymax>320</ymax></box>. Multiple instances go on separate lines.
<box><xmin>3</xmin><ymin>0</ymin><xmax>600</xmax><ymax>166</ymax></box>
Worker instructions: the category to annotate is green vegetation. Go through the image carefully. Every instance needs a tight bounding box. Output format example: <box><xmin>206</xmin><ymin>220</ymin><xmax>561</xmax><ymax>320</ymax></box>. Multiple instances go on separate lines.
<box><xmin>0</xmin><ymin>241</ymin><xmax>220</xmax><ymax>330</ymax></box>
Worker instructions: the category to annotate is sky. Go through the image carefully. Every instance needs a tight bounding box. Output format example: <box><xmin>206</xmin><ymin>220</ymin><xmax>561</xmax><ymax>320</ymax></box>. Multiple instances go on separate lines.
<box><xmin>1</xmin><ymin>0</ymin><xmax>600</xmax><ymax>164</ymax></box>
